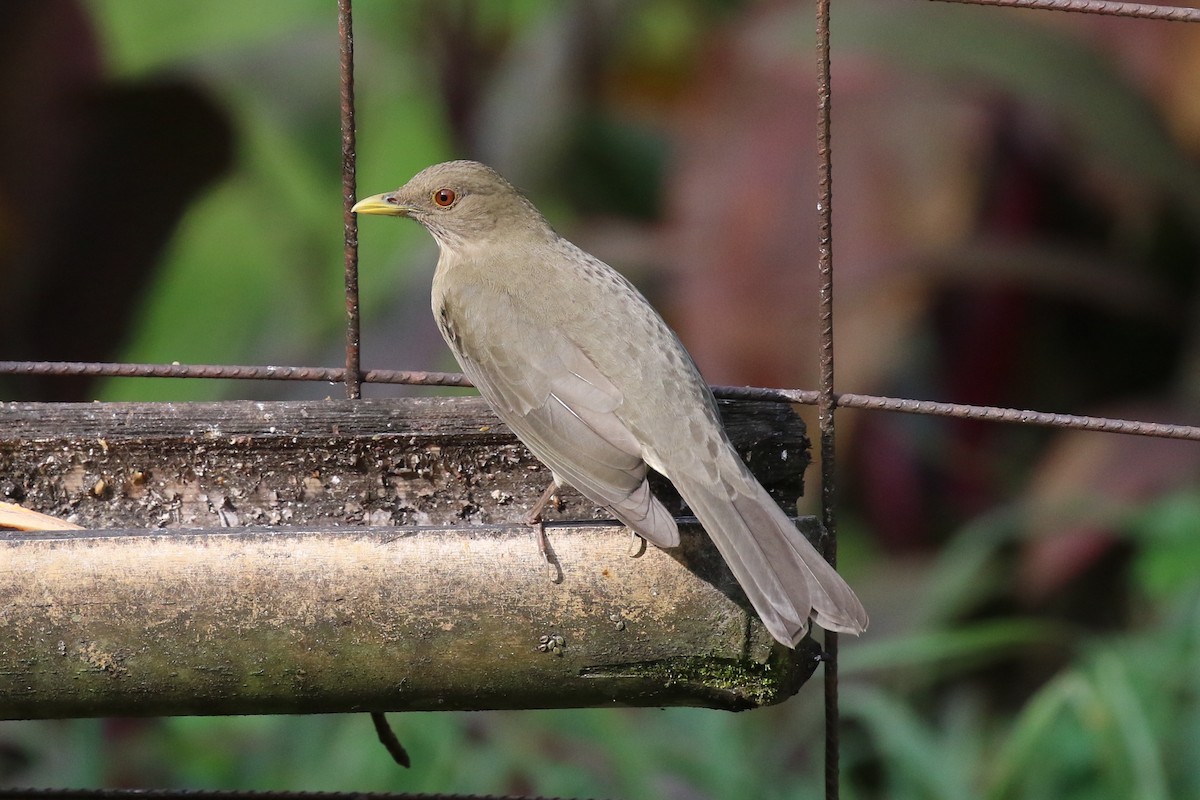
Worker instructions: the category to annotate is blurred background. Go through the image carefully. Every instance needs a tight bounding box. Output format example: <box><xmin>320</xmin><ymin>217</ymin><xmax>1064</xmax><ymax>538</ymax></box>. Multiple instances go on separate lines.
<box><xmin>3</xmin><ymin>0</ymin><xmax>1200</xmax><ymax>797</ymax></box>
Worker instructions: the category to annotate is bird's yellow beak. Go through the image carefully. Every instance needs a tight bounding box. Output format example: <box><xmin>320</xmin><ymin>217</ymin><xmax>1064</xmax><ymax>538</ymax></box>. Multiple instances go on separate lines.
<box><xmin>351</xmin><ymin>192</ymin><xmax>409</xmax><ymax>216</ymax></box>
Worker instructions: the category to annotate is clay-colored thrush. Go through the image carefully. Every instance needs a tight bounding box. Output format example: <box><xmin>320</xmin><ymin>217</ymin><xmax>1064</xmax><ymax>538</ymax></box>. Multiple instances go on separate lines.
<box><xmin>354</xmin><ymin>161</ymin><xmax>867</xmax><ymax>647</ymax></box>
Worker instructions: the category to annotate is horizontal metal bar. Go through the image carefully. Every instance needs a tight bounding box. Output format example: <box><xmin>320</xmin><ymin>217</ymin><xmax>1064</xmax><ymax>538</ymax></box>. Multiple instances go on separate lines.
<box><xmin>0</xmin><ymin>790</ymin><xmax>535</xmax><ymax>800</ymax></box>
<box><xmin>833</xmin><ymin>392</ymin><xmax>1200</xmax><ymax>440</ymax></box>
<box><xmin>930</xmin><ymin>0</ymin><xmax>1200</xmax><ymax>22</ymax></box>
<box><xmin>0</xmin><ymin>360</ymin><xmax>470</xmax><ymax>387</ymax></box>
<box><xmin>696</xmin><ymin>386</ymin><xmax>1200</xmax><ymax>442</ymax></box>
<box><xmin>4</xmin><ymin>360</ymin><xmax>1199</xmax><ymax>440</ymax></box>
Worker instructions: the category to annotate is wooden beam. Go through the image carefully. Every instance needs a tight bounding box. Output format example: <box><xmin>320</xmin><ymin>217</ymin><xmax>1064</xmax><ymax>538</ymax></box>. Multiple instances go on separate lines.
<box><xmin>0</xmin><ymin>397</ymin><xmax>821</xmax><ymax>716</ymax></box>
<box><xmin>0</xmin><ymin>521</ymin><xmax>822</xmax><ymax>718</ymax></box>
<box><xmin>0</xmin><ymin>397</ymin><xmax>809</xmax><ymax>530</ymax></box>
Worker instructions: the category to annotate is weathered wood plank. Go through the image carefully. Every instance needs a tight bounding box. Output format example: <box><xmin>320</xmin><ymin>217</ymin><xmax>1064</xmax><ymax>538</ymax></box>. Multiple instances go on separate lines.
<box><xmin>0</xmin><ymin>397</ymin><xmax>809</xmax><ymax>530</ymax></box>
<box><xmin>0</xmin><ymin>397</ymin><xmax>821</xmax><ymax>716</ymax></box>
<box><xmin>0</xmin><ymin>522</ymin><xmax>823</xmax><ymax>717</ymax></box>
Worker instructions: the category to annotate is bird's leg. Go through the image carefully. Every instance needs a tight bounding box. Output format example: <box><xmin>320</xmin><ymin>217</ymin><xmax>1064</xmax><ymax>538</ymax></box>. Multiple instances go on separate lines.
<box><xmin>525</xmin><ymin>481</ymin><xmax>560</xmax><ymax>565</ymax></box>
<box><xmin>526</xmin><ymin>480</ymin><xmax>561</xmax><ymax>523</ymax></box>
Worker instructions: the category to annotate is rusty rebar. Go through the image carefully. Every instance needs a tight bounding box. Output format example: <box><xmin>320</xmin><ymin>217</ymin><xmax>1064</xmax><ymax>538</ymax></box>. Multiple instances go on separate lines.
<box><xmin>3</xmin><ymin>361</ymin><xmax>1199</xmax><ymax>440</ymax></box>
<box><xmin>814</xmin><ymin>1</ymin><xmax>840</xmax><ymax>798</ymax></box>
<box><xmin>833</xmin><ymin>392</ymin><xmax>1200</xmax><ymax>438</ymax></box>
<box><xmin>338</xmin><ymin>0</ymin><xmax>362</xmax><ymax>400</ymax></box>
<box><xmin>930</xmin><ymin>0</ymin><xmax>1200</xmax><ymax>21</ymax></box>
<box><xmin>2</xmin><ymin>362</ymin><xmax>1200</xmax><ymax>438</ymax></box>
<box><xmin>717</xmin><ymin>384</ymin><xmax>1200</xmax><ymax>441</ymax></box>
<box><xmin>0</xmin><ymin>361</ymin><xmax>345</xmax><ymax>382</ymax></box>
<box><xmin>0</xmin><ymin>789</ymin><xmax>578</xmax><ymax>800</ymax></box>
<box><xmin>0</xmin><ymin>361</ymin><xmax>472</xmax><ymax>387</ymax></box>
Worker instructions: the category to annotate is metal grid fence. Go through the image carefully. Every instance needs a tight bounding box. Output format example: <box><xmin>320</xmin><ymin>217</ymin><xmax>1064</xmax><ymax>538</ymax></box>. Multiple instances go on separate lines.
<box><xmin>2</xmin><ymin>1</ymin><xmax>1200</xmax><ymax>799</ymax></box>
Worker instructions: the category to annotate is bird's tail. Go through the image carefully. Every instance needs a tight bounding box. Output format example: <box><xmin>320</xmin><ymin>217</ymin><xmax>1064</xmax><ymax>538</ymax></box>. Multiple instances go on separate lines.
<box><xmin>675</xmin><ymin>461</ymin><xmax>868</xmax><ymax>648</ymax></box>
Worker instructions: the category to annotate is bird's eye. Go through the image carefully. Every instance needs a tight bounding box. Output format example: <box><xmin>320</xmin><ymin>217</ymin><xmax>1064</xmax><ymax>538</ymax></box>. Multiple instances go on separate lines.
<box><xmin>433</xmin><ymin>188</ymin><xmax>457</xmax><ymax>207</ymax></box>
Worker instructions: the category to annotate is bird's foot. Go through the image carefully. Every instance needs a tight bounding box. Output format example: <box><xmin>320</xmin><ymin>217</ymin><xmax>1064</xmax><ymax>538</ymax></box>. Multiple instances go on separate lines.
<box><xmin>526</xmin><ymin>481</ymin><xmax>563</xmax><ymax>582</ymax></box>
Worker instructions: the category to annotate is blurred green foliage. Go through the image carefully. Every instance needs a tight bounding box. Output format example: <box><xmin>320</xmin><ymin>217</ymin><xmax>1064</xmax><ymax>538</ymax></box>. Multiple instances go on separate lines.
<box><xmin>839</xmin><ymin>492</ymin><xmax>1200</xmax><ymax>800</ymax></box>
<box><xmin>4</xmin><ymin>0</ymin><xmax>1200</xmax><ymax>798</ymax></box>
<box><xmin>89</xmin><ymin>0</ymin><xmax>448</xmax><ymax>400</ymax></box>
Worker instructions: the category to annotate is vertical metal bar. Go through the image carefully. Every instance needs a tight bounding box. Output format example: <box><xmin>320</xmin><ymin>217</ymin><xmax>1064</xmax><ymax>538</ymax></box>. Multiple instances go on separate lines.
<box><xmin>815</xmin><ymin>1</ymin><xmax>840</xmax><ymax>798</ymax></box>
<box><xmin>338</xmin><ymin>0</ymin><xmax>362</xmax><ymax>400</ymax></box>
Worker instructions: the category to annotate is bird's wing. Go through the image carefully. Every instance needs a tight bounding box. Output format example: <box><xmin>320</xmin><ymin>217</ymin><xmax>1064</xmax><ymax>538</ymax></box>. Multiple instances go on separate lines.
<box><xmin>442</xmin><ymin>296</ymin><xmax>678</xmax><ymax>548</ymax></box>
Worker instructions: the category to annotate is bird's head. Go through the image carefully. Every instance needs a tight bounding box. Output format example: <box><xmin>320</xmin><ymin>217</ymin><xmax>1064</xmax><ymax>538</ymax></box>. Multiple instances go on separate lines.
<box><xmin>352</xmin><ymin>160</ymin><xmax>548</xmax><ymax>248</ymax></box>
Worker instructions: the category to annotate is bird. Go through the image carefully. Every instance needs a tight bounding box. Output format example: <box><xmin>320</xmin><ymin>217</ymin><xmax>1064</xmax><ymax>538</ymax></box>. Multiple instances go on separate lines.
<box><xmin>352</xmin><ymin>160</ymin><xmax>867</xmax><ymax>648</ymax></box>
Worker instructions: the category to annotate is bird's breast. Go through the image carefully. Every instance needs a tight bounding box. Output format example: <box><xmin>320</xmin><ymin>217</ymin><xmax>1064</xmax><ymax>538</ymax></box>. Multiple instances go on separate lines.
<box><xmin>430</xmin><ymin>244</ymin><xmax>719</xmax><ymax>443</ymax></box>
